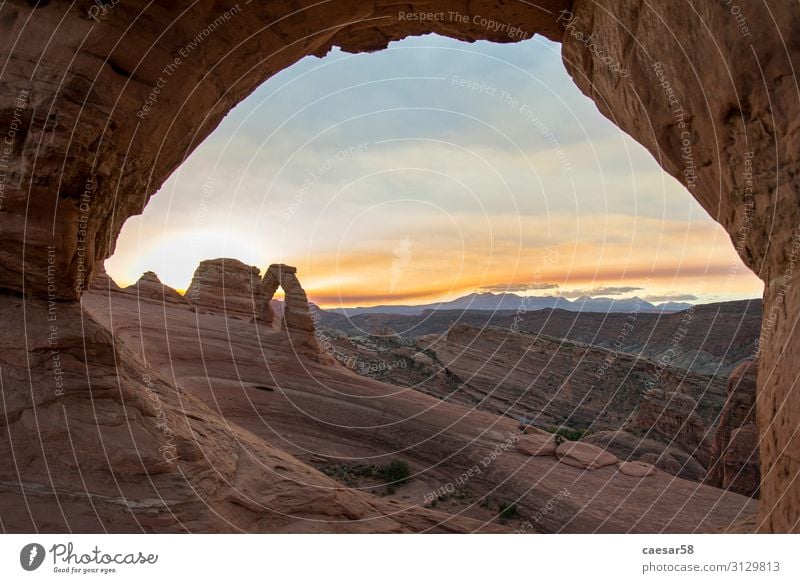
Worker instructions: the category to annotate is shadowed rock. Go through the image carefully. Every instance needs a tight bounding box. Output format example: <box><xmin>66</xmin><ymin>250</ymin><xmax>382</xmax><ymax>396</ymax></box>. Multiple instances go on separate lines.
<box><xmin>624</xmin><ymin>389</ymin><xmax>712</xmax><ymax>467</ymax></box>
<box><xmin>88</xmin><ymin>264</ymin><xmax>120</xmax><ymax>293</ymax></box>
<box><xmin>706</xmin><ymin>361</ymin><xmax>760</xmax><ymax>497</ymax></box>
<box><xmin>121</xmin><ymin>272</ymin><xmax>186</xmax><ymax>305</ymax></box>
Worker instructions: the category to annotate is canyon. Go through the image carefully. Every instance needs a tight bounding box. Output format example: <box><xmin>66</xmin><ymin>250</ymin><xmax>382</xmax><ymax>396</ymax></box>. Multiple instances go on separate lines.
<box><xmin>68</xmin><ymin>263</ymin><xmax>754</xmax><ymax>532</ymax></box>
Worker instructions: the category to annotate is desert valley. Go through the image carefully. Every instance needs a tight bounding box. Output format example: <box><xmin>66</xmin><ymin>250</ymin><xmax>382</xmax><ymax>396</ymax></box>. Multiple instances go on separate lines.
<box><xmin>42</xmin><ymin>257</ymin><xmax>758</xmax><ymax>533</ymax></box>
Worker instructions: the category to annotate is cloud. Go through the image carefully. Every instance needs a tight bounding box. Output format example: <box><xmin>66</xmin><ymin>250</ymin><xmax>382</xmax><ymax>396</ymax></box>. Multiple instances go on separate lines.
<box><xmin>643</xmin><ymin>293</ymin><xmax>698</xmax><ymax>302</ymax></box>
<box><xmin>479</xmin><ymin>282</ymin><xmax>559</xmax><ymax>292</ymax></box>
<box><xmin>557</xmin><ymin>286</ymin><xmax>643</xmax><ymax>298</ymax></box>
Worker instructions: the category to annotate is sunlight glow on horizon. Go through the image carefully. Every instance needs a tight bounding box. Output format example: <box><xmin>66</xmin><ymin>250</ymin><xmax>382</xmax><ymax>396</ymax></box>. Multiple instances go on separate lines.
<box><xmin>105</xmin><ymin>34</ymin><xmax>764</xmax><ymax>308</ymax></box>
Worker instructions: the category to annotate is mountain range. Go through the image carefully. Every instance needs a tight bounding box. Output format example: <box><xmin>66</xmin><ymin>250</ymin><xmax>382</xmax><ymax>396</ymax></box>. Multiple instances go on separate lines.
<box><xmin>328</xmin><ymin>291</ymin><xmax>693</xmax><ymax>316</ymax></box>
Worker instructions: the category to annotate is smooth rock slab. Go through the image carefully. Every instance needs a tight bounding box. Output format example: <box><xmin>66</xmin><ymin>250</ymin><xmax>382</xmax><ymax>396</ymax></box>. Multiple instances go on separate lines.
<box><xmin>557</xmin><ymin>441</ymin><xmax>618</xmax><ymax>471</ymax></box>
<box><xmin>516</xmin><ymin>434</ymin><xmax>557</xmax><ymax>457</ymax></box>
<box><xmin>618</xmin><ymin>460</ymin><xmax>656</xmax><ymax>477</ymax></box>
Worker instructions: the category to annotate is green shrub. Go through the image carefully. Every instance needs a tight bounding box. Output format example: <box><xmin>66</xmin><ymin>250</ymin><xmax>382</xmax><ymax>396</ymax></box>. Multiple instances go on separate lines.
<box><xmin>541</xmin><ymin>425</ymin><xmax>591</xmax><ymax>441</ymax></box>
<box><xmin>498</xmin><ymin>501</ymin><xmax>518</xmax><ymax>520</ymax></box>
<box><xmin>322</xmin><ymin>459</ymin><xmax>411</xmax><ymax>492</ymax></box>
<box><xmin>378</xmin><ymin>459</ymin><xmax>411</xmax><ymax>485</ymax></box>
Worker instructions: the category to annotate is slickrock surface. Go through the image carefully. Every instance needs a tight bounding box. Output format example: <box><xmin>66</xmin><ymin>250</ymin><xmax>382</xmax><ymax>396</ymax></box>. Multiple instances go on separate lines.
<box><xmin>185</xmin><ymin>258</ymin><xmax>264</xmax><ymax>319</ymax></box>
<box><xmin>427</xmin><ymin>324</ymin><xmax>726</xmax><ymax>433</ymax></box>
<box><xmin>516</xmin><ymin>434</ymin><xmax>557</xmax><ymax>457</ymax></box>
<box><xmin>35</xmin><ymin>289</ymin><xmax>752</xmax><ymax>533</ymax></box>
<box><xmin>2</xmin><ymin>295</ymin><xmax>507</xmax><ymax>533</ymax></box>
<box><xmin>556</xmin><ymin>442</ymin><xmax>618</xmax><ymax>471</ymax></box>
<box><xmin>618</xmin><ymin>461</ymin><xmax>656</xmax><ymax>478</ymax></box>
<box><xmin>121</xmin><ymin>271</ymin><xmax>187</xmax><ymax>305</ymax></box>
<box><xmin>706</xmin><ymin>361</ymin><xmax>760</xmax><ymax>497</ymax></box>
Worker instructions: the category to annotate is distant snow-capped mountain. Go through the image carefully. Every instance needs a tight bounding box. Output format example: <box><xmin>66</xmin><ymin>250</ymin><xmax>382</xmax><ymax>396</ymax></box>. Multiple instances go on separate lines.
<box><xmin>327</xmin><ymin>292</ymin><xmax>692</xmax><ymax>316</ymax></box>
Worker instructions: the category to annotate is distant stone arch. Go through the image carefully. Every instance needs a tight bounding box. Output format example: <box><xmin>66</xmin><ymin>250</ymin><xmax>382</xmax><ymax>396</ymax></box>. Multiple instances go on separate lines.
<box><xmin>260</xmin><ymin>264</ymin><xmax>320</xmax><ymax>354</ymax></box>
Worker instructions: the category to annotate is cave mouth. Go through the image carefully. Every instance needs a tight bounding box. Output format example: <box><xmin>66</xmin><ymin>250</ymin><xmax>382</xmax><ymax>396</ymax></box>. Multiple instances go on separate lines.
<box><xmin>105</xmin><ymin>33</ymin><xmax>763</xmax><ymax>319</ymax></box>
<box><xmin>101</xmin><ymin>31</ymin><xmax>765</xmax><ymax>510</ymax></box>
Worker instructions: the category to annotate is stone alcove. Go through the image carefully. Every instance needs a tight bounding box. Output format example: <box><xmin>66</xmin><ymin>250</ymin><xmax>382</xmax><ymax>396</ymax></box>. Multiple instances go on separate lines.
<box><xmin>0</xmin><ymin>1</ymin><xmax>798</xmax><ymax>532</ymax></box>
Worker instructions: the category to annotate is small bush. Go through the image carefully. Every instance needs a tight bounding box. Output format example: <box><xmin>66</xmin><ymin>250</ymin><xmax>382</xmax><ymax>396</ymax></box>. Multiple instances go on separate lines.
<box><xmin>498</xmin><ymin>501</ymin><xmax>518</xmax><ymax>520</ymax></box>
<box><xmin>542</xmin><ymin>425</ymin><xmax>590</xmax><ymax>441</ymax></box>
<box><xmin>322</xmin><ymin>459</ymin><xmax>411</xmax><ymax>492</ymax></box>
<box><xmin>378</xmin><ymin>459</ymin><xmax>411</xmax><ymax>485</ymax></box>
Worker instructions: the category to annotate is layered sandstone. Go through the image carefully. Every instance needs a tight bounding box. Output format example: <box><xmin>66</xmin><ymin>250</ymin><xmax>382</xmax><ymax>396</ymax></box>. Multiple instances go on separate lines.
<box><xmin>560</xmin><ymin>0</ymin><xmax>800</xmax><ymax>530</ymax></box>
<box><xmin>427</xmin><ymin>323</ymin><xmax>726</xmax><ymax>432</ymax></box>
<box><xmin>583</xmin><ymin>389</ymin><xmax>713</xmax><ymax>482</ymax></box>
<box><xmin>706</xmin><ymin>361</ymin><xmax>760</xmax><ymax>497</ymax></box>
<box><xmin>185</xmin><ymin>258</ymin><xmax>264</xmax><ymax>319</ymax></box>
<box><xmin>623</xmin><ymin>389</ymin><xmax>712</xmax><ymax>467</ymax></box>
<box><xmin>320</xmin><ymin>300</ymin><xmax>762</xmax><ymax>376</ymax></box>
<box><xmin>585</xmin><ymin>430</ymin><xmax>708</xmax><ymax>482</ymax></box>
<box><xmin>1</xmin><ymin>296</ymin><xmax>457</xmax><ymax>533</ymax></box>
<box><xmin>121</xmin><ymin>271</ymin><xmax>187</xmax><ymax>305</ymax></box>
<box><xmin>556</xmin><ymin>441</ymin><xmax>618</xmax><ymax>471</ymax></box>
<box><xmin>88</xmin><ymin>264</ymin><xmax>121</xmax><ymax>293</ymax></box>
<box><xmin>76</xmin><ymin>287</ymin><xmax>755</xmax><ymax>533</ymax></box>
<box><xmin>261</xmin><ymin>264</ymin><xmax>321</xmax><ymax>355</ymax></box>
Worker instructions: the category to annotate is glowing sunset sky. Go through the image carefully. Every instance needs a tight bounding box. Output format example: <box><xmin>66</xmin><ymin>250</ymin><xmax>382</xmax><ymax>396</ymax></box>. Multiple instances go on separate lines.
<box><xmin>106</xmin><ymin>34</ymin><xmax>763</xmax><ymax>308</ymax></box>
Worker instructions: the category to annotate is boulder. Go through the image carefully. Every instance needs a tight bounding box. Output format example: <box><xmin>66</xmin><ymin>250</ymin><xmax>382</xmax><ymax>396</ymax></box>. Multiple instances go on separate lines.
<box><xmin>516</xmin><ymin>434</ymin><xmax>557</xmax><ymax>457</ymax></box>
<box><xmin>640</xmin><ymin>453</ymin><xmax>684</xmax><ymax>477</ymax></box>
<box><xmin>556</xmin><ymin>441</ymin><xmax>618</xmax><ymax>471</ymax></box>
<box><xmin>586</xmin><ymin>429</ymin><xmax>707</xmax><ymax>482</ymax></box>
<box><xmin>618</xmin><ymin>460</ymin><xmax>656</xmax><ymax>477</ymax></box>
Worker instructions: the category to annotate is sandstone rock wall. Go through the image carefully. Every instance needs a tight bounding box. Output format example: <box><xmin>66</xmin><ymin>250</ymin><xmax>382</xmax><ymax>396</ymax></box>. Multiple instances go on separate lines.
<box><xmin>185</xmin><ymin>258</ymin><xmax>264</xmax><ymax>319</ymax></box>
<box><xmin>561</xmin><ymin>0</ymin><xmax>799</xmax><ymax>531</ymax></box>
<box><xmin>121</xmin><ymin>271</ymin><xmax>187</xmax><ymax>305</ymax></box>
<box><xmin>706</xmin><ymin>360</ymin><xmax>760</xmax><ymax>497</ymax></box>
<box><xmin>88</xmin><ymin>264</ymin><xmax>120</xmax><ymax>293</ymax></box>
<box><xmin>261</xmin><ymin>264</ymin><xmax>321</xmax><ymax>355</ymax></box>
<box><xmin>624</xmin><ymin>389</ymin><xmax>712</xmax><ymax>468</ymax></box>
<box><xmin>0</xmin><ymin>0</ymin><xmax>566</xmax><ymax>300</ymax></box>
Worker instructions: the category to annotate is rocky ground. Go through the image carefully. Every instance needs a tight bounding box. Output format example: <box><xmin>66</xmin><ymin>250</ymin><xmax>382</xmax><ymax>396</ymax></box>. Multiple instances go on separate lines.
<box><xmin>319</xmin><ymin>299</ymin><xmax>761</xmax><ymax>377</ymax></box>
<box><xmin>317</xmin><ymin>289</ymin><xmax>764</xmax><ymax>492</ymax></box>
<box><xmin>32</xmin><ymin>261</ymin><xmax>756</xmax><ymax>533</ymax></box>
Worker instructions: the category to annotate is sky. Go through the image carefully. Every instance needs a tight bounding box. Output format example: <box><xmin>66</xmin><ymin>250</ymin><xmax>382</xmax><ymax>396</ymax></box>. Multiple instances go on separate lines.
<box><xmin>106</xmin><ymin>34</ymin><xmax>763</xmax><ymax>308</ymax></box>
